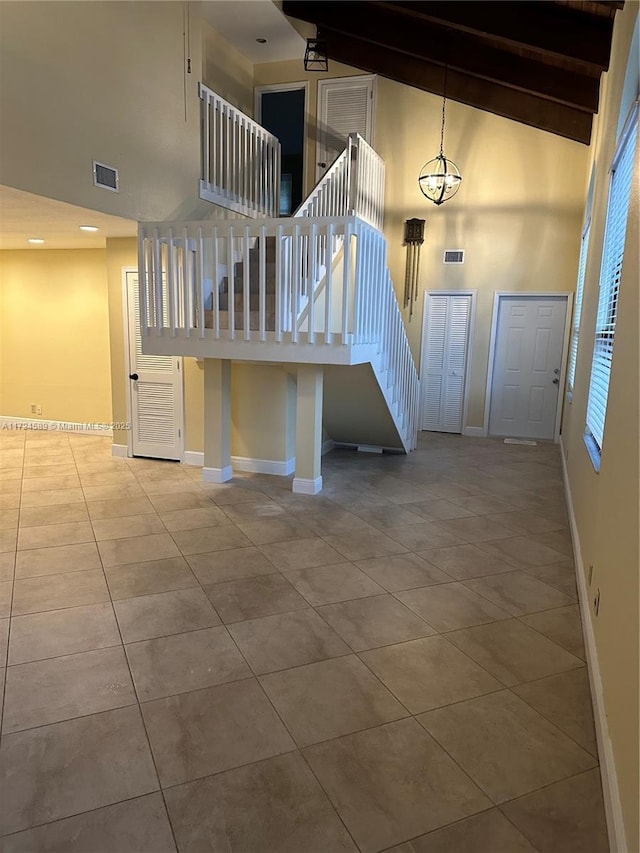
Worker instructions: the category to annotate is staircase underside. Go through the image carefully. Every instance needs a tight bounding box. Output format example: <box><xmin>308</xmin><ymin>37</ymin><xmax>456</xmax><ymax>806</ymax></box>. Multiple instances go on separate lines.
<box><xmin>323</xmin><ymin>363</ymin><xmax>405</xmax><ymax>451</ymax></box>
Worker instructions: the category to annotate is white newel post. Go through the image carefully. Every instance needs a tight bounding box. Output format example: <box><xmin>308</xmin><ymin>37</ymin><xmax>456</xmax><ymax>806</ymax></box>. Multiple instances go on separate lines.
<box><xmin>203</xmin><ymin>358</ymin><xmax>233</xmax><ymax>483</ymax></box>
<box><xmin>293</xmin><ymin>365</ymin><xmax>324</xmax><ymax>494</ymax></box>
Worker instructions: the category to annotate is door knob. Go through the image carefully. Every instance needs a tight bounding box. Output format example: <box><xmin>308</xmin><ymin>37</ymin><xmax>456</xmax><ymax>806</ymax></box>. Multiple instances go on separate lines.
<box><xmin>129</xmin><ymin>373</ymin><xmax>139</xmax><ymax>381</ymax></box>
<box><xmin>318</xmin><ymin>162</ymin><xmax>327</xmax><ymax>168</ymax></box>
<box><xmin>553</xmin><ymin>378</ymin><xmax>559</xmax><ymax>385</ymax></box>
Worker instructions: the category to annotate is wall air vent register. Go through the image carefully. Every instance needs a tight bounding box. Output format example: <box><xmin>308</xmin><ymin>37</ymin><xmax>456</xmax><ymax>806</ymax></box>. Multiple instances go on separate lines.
<box><xmin>93</xmin><ymin>160</ymin><xmax>119</xmax><ymax>192</ymax></box>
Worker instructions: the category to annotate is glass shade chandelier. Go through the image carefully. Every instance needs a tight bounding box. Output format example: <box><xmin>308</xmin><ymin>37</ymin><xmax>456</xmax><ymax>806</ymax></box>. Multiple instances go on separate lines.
<box><xmin>419</xmin><ymin>70</ymin><xmax>462</xmax><ymax>206</ymax></box>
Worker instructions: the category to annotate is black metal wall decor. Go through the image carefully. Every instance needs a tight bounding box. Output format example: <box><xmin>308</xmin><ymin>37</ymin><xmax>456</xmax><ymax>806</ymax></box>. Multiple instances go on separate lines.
<box><xmin>403</xmin><ymin>218</ymin><xmax>425</xmax><ymax>319</ymax></box>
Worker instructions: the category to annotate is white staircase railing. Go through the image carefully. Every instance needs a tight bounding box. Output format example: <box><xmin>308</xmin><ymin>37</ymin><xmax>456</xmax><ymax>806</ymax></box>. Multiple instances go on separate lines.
<box><xmin>199</xmin><ymin>83</ymin><xmax>280</xmax><ymax>218</ymax></box>
<box><xmin>353</xmin><ymin>222</ymin><xmax>419</xmax><ymax>449</ymax></box>
<box><xmin>139</xmin><ymin>217</ymin><xmax>356</xmax><ymax>345</ymax></box>
<box><xmin>138</xmin><ymin>215</ymin><xmax>418</xmax><ymax>449</ymax></box>
<box><xmin>294</xmin><ymin>133</ymin><xmax>385</xmax><ymax>232</ymax></box>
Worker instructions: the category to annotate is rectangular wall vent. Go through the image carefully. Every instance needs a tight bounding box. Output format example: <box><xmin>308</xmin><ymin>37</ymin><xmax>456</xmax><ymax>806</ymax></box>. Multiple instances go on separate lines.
<box><xmin>443</xmin><ymin>249</ymin><xmax>465</xmax><ymax>264</ymax></box>
<box><xmin>93</xmin><ymin>160</ymin><xmax>119</xmax><ymax>192</ymax></box>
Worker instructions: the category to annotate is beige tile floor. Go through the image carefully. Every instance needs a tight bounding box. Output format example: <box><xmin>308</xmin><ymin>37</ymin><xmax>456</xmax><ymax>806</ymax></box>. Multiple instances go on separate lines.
<box><xmin>0</xmin><ymin>429</ymin><xmax>609</xmax><ymax>852</ymax></box>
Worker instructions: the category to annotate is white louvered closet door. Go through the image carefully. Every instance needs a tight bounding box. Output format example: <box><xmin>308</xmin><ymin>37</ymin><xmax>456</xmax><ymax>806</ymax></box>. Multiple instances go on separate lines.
<box><xmin>420</xmin><ymin>293</ymin><xmax>473</xmax><ymax>433</ymax></box>
<box><xmin>316</xmin><ymin>75</ymin><xmax>376</xmax><ymax>180</ymax></box>
<box><xmin>126</xmin><ymin>271</ymin><xmax>184</xmax><ymax>460</ymax></box>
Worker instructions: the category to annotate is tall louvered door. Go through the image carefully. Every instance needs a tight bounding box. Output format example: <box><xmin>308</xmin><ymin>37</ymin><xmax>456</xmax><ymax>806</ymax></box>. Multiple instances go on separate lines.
<box><xmin>420</xmin><ymin>293</ymin><xmax>474</xmax><ymax>433</ymax></box>
<box><xmin>126</xmin><ymin>271</ymin><xmax>184</xmax><ymax>460</ymax></box>
<box><xmin>316</xmin><ymin>75</ymin><xmax>376</xmax><ymax>181</ymax></box>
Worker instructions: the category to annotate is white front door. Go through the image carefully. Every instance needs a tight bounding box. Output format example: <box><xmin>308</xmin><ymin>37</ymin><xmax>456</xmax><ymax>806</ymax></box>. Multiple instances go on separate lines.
<box><xmin>316</xmin><ymin>75</ymin><xmax>375</xmax><ymax>181</ymax></box>
<box><xmin>125</xmin><ymin>270</ymin><xmax>184</xmax><ymax>460</ymax></box>
<box><xmin>489</xmin><ymin>295</ymin><xmax>567</xmax><ymax>440</ymax></box>
<box><xmin>420</xmin><ymin>292</ymin><xmax>474</xmax><ymax>433</ymax></box>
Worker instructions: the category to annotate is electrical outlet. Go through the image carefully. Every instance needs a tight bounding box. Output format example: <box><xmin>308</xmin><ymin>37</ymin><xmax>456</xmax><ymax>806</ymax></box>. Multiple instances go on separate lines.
<box><xmin>594</xmin><ymin>588</ymin><xmax>601</xmax><ymax>617</ymax></box>
<box><xmin>31</xmin><ymin>404</ymin><xmax>37</xmax><ymax>414</ymax></box>
<box><xmin>588</xmin><ymin>564</ymin><xmax>594</xmax><ymax>586</ymax></box>
<box><xmin>36</xmin><ymin>405</ymin><xmax>42</xmax><ymax>415</ymax></box>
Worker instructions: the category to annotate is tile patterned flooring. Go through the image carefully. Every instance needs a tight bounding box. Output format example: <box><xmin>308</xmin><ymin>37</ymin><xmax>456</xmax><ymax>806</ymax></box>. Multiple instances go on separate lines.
<box><xmin>0</xmin><ymin>430</ymin><xmax>609</xmax><ymax>852</ymax></box>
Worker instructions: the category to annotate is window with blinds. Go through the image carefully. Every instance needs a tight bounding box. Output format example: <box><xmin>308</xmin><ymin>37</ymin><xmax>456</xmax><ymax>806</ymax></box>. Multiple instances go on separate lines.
<box><xmin>567</xmin><ymin>219</ymin><xmax>591</xmax><ymax>392</ymax></box>
<box><xmin>585</xmin><ymin>107</ymin><xmax>638</xmax><ymax>464</ymax></box>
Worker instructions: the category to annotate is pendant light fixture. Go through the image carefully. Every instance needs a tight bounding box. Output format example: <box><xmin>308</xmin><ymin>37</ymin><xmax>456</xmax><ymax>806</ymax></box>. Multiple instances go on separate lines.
<box><xmin>419</xmin><ymin>66</ymin><xmax>462</xmax><ymax>206</ymax></box>
<box><xmin>304</xmin><ymin>30</ymin><xmax>329</xmax><ymax>72</ymax></box>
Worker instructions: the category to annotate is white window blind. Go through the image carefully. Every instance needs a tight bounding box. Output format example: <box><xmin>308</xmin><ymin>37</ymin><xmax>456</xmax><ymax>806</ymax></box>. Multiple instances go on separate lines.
<box><xmin>567</xmin><ymin>219</ymin><xmax>591</xmax><ymax>391</ymax></box>
<box><xmin>585</xmin><ymin>110</ymin><xmax>638</xmax><ymax>455</ymax></box>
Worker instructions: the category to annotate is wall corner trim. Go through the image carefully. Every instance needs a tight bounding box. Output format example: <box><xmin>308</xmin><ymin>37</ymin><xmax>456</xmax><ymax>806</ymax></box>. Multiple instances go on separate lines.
<box><xmin>322</xmin><ymin>439</ymin><xmax>336</xmax><ymax>455</ymax></box>
<box><xmin>560</xmin><ymin>437</ymin><xmax>628</xmax><ymax>853</ymax></box>
<box><xmin>292</xmin><ymin>476</ymin><xmax>323</xmax><ymax>495</ymax></box>
<box><xmin>111</xmin><ymin>444</ymin><xmax>129</xmax><ymax>458</ymax></box>
<box><xmin>202</xmin><ymin>465</ymin><xmax>233</xmax><ymax>484</ymax></box>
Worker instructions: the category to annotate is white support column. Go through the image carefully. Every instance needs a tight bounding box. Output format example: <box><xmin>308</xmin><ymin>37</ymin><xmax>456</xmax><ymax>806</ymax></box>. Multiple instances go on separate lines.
<box><xmin>203</xmin><ymin>358</ymin><xmax>233</xmax><ymax>483</ymax></box>
<box><xmin>293</xmin><ymin>365</ymin><xmax>323</xmax><ymax>494</ymax></box>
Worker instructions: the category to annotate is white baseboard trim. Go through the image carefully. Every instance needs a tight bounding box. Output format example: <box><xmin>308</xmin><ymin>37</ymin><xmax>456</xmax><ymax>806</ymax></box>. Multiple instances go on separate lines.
<box><xmin>232</xmin><ymin>456</ymin><xmax>295</xmax><ymax>477</ymax></box>
<box><xmin>358</xmin><ymin>445</ymin><xmax>383</xmax><ymax>454</ymax></box>
<box><xmin>184</xmin><ymin>450</ymin><xmax>204</xmax><ymax>467</ymax></box>
<box><xmin>185</xmin><ymin>452</ymin><xmax>295</xmax><ymax>477</ymax></box>
<box><xmin>322</xmin><ymin>439</ymin><xmax>336</xmax><ymax>455</ymax></box>
<box><xmin>463</xmin><ymin>426</ymin><xmax>485</xmax><ymax>437</ymax></box>
<box><xmin>292</xmin><ymin>476</ymin><xmax>323</xmax><ymax>495</ymax></box>
<box><xmin>202</xmin><ymin>465</ymin><xmax>233</xmax><ymax>484</ymax></box>
<box><xmin>0</xmin><ymin>415</ymin><xmax>113</xmax><ymax>437</ymax></box>
<box><xmin>111</xmin><ymin>444</ymin><xmax>129</xmax><ymax>458</ymax></box>
<box><xmin>560</xmin><ymin>438</ymin><xmax>627</xmax><ymax>853</ymax></box>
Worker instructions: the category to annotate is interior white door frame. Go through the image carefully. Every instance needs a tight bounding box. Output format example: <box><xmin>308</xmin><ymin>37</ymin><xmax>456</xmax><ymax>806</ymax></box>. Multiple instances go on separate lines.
<box><xmin>254</xmin><ymin>82</ymin><xmax>310</xmax><ymax>199</ymax></box>
<box><xmin>419</xmin><ymin>290</ymin><xmax>477</xmax><ymax>434</ymax></box>
<box><xmin>483</xmin><ymin>291</ymin><xmax>573</xmax><ymax>442</ymax></box>
<box><xmin>122</xmin><ymin>267</ymin><xmax>186</xmax><ymax>461</ymax></box>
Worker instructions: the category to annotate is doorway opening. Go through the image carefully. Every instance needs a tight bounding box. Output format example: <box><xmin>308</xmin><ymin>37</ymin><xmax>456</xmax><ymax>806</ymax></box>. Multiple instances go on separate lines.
<box><xmin>256</xmin><ymin>84</ymin><xmax>307</xmax><ymax>215</ymax></box>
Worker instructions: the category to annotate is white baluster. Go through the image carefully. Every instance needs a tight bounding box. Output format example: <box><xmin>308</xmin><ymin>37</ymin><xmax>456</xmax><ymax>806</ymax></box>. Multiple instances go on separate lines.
<box><xmin>259</xmin><ymin>225</ymin><xmax>266</xmax><ymax>342</ymax></box>
<box><xmin>243</xmin><ymin>226</ymin><xmax>251</xmax><ymax>341</ymax></box>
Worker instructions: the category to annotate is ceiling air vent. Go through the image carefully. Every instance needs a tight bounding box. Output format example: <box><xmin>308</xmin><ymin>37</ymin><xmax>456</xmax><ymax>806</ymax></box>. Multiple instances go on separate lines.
<box><xmin>93</xmin><ymin>160</ymin><xmax>119</xmax><ymax>192</ymax></box>
<box><xmin>443</xmin><ymin>249</ymin><xmax>464</xmax><ymax>264</ymax></box>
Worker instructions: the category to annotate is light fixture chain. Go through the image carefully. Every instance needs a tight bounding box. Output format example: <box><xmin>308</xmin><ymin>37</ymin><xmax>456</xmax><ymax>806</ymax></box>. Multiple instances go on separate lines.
<box><xmin>440</xmin><ymin>63</ymin><xmax>448</xmax><ymax>155</ymax></box>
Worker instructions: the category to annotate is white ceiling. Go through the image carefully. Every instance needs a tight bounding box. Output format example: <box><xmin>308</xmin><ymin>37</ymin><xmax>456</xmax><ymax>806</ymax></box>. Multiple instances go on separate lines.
<box><xmin>0</xmin><ymin>186</ymin><xmax>137</xmax><ymax>251</ymax></box>
<box><xmin>201</xmin><ymin>0</ymin><xmax>305</xmax><ymax>64</ymax></box>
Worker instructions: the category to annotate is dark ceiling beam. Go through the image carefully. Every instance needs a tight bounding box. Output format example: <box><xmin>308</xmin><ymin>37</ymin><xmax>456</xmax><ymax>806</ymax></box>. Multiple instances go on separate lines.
<box><xmin>319</xmin><ymin>30</ymin><xmax>594</xmax><ymax>144</ymax></box>
<box><xmin>373</xmin><ymin>1</ymin><xmax>614</xmax><ymax>74</ymax></box>
<box><xmin>283</xmin><ymin>1</ymin><xmax>600</xmax><ymax>113</ymax></box>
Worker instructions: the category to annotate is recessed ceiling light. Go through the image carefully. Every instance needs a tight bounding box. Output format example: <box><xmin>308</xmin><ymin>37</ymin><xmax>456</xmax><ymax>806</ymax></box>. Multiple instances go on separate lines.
<box><xmin>28</xmin><ymin>238</ymin><xmax>45</xmax><ymax>244</ymax></box>
<box><xmin>79</xmin><ymin>225</ymin><xmax>99</xmax><ymax>232</ymax></box>
<box><xmin>256</xmin><ymin>37</ymin><xmax>267</xmax><ymax>43</ymax></box>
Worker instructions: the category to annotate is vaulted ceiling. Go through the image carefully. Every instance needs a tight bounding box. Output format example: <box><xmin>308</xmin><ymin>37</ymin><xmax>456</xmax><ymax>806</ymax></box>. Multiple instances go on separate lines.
<box><xmin>282</xmin><ymin>0</ymin><xmax>624</xmax><ymax>144</ymax></box>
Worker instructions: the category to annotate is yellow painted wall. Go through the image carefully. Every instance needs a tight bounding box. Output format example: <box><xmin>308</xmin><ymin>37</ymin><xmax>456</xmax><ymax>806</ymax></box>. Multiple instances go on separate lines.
<box><xmin>231</xmin><ymin>363</ymin><xmax>295</xmax><ymax>461</ymax></box>
<box><xmin>0</xmin><ymin>249</ymin><xmax>112</xmax><ymax>423</ymax></box>
<box><xmin>561</xmin><ymin>7</ymin><xmax>639</xmax><ymax>849</ymax></box>
<box><xmin>254</xmin><ymin>60</ymin><xmax>589</xmax><ymax>429</ymax></box>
